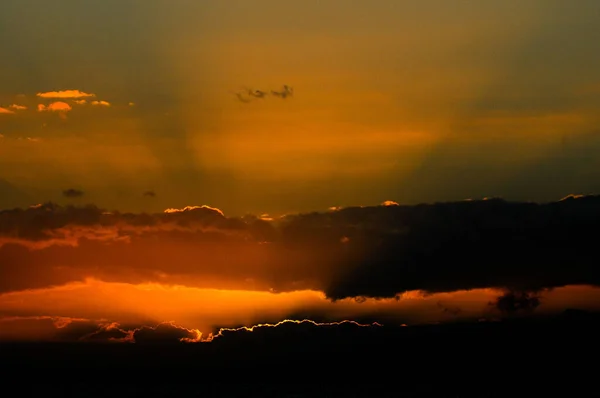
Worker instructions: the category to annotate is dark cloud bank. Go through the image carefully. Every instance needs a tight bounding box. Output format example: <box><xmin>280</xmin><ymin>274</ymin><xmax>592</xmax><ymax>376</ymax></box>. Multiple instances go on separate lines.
<box><xmin>1</xmin><ymin>195</ymin><xmax>600</xmax><ymax>299</ymax></box>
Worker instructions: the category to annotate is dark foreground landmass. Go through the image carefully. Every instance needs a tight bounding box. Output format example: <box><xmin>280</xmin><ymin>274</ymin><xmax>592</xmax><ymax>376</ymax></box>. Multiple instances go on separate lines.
<box><xmin>4</xmin><ymin>310</ymin><xmax>600</xmax><ymax>397</ymax></box>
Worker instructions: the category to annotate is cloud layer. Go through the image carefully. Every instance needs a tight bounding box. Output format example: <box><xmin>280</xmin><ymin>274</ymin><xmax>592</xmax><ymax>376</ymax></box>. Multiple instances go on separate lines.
<box><xmin>1</xmin><ymin>195</ymin><xmax>600</xmax><ymax>299</ymax></box>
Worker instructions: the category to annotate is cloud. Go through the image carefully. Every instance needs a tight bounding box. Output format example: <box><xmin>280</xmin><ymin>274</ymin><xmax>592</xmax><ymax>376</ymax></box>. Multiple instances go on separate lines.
<box><xmin>73</xmin><ymin>100</ymin><xmax>87</xmax><ymax>105</ymax></box>
<box><xmin>131</xmin><ymin>322</ymin><xmax>202</xmax><ymax>344</ymax></box>
<box><xmin>0</xmin><ymin>107</ymin><xmax>14</xmax><ymax>114</ymax></box>
<box><xmin>143</xmin><ymin>190</ymin><xmax>156</xmax><ymax>197</ymax></box>
<box><xmin>8</xmin><ymin>104</ymin><xmax>26</xmax><ymax>111</ymax></box>
<box><xmin>36</xmin><ymin>90</ymin><xmax>95</xmax><ymax>99</ymax></box>
<box><xmin>90</xmin><ymin>100</ymin><xmax>110</xmax><ymax>107</ymax></box>
<box><xmin>0</xmin><ymin>313</ymin><xmax>381</xmax><ymax>344</ymax></box>
<box><xmin>37</xmin><ymin>101</ymin><xmax>72</xmax><ymax>113</ymax></box>
<box><xmin>62</xmin><ymin>188</ymin><xmax>84</xmax><ymax>198</ymax></box>
<box><xmin>232</xmin><ymin>85</ymin><xmax>294</xmax><ymax>103</ymax></box>
<box><xmin>1</xmin><ymin>195</ymin><xmax>600</xmax><ymax>299</ymax></box>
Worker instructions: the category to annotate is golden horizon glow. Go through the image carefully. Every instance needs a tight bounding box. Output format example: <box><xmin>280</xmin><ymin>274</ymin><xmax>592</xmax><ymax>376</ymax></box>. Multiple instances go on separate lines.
<box><xmin>1</xmin><ymin>279</ymin><xmax>599</xmax><ymax>342</ymax></box>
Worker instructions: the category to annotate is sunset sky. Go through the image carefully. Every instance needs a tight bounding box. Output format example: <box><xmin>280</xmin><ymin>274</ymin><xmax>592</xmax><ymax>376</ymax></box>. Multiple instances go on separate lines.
<box><xmin>1</xmin><ymin>0</ymin><xmax>600</xmax><ymax>215</ymax></box>
<box><xmin>1</xmin><ymin>1</ymin><xmax>600</xmax><ymax>344</ymax></box>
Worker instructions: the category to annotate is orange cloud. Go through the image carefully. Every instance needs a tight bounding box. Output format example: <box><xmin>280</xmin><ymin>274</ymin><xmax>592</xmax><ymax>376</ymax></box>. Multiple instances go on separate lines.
<box><xmin>8</xmin><ymin>104</ymin><xmax>26</xmax><ymax>111</ymax></box>
<box><xmin>36</xmin><ymin>90</ymin><xmax>95</xmax><ymax>99</ymax></box>
<box><xmin>90</xmin><ymin>100</ymin><xmax>110</xmax><ymax>107</ymax></box>
<box><xmin>73</xmin><ymin>99</ymin><xmax>87</xmax><ymax>105</ymax></box>
<box><xmin>0</xmin><ymin>107</ymin><xmax>14</xmax><ymax>114</ymax></box>
<box><xmin>37</xmin><ymin>101</ymin><xmax>72</xmax><ymax>112</ymax></box>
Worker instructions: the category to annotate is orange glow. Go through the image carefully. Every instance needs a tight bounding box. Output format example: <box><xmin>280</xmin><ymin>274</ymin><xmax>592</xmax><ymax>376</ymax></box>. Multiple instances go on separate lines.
<box><xmin>1</xmin><ymin>279</ymin><xmax>598</xmax><ymax>342</ymax></box>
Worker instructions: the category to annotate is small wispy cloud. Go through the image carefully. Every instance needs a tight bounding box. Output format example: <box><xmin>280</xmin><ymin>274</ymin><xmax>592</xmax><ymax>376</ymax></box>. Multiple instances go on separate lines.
<box><xmin>8</xmin><ymin>104</ymin><xmax>27</xmax><ymax>111</ymax></box>
<box><xmin>232</xmin><ymin>85</ymin><xmax>294</xmax><ymax>103</ymax></box>
<box><xmin>90</xmin><ymin>100</ymin><xmax>110</xmax><ymax>107</ymax></box>
<box><xmin>73</xmin><ymin>100</ymin><xmax>87</xmax><ymax>105</ymax></box>
<box><xmin>0</xmin><ymin>107</ymin><xmax>14</xmax><ymax>114</ymax></box>
<box><xmin>143</xmin><ymin>190</ymin><xmax>156</xmax><ymax>198</ymax></box>
<box><xmin>37</xmin><ymin>90</ymin><xmax>95</xmax><ymax>99</ymax></box>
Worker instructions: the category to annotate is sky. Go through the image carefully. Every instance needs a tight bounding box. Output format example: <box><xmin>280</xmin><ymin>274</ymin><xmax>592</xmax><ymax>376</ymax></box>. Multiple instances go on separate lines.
<box><xmin>1</xmin><ymin>1</ymin><xmax>600</xmax><ymax>343</ymax></box>
<box><xmin>1</xmin><ymin>0</ymin><xmax>600</xmax><ymax>215</ymax></box>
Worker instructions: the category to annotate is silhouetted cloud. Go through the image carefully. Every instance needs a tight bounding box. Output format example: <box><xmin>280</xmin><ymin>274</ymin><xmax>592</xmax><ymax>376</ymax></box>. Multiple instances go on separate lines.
<box><xmin>132</xmin><ymin>322</ymin><xmax>201</xmax><ymax>344</ymax></box>
<box><xmin>62</xmin><ymin>189</ymin><xmax>84</xmax><ymax>198</ymax></box>
<box><xmin>143</xmin><ymin>190</ymin><xmax>156</xmax><ymax>197</ymax></box>
<box><xmin>0</xmin><ymin>315</ymin><xmax>381</xmax><ymax>344</ymax></box>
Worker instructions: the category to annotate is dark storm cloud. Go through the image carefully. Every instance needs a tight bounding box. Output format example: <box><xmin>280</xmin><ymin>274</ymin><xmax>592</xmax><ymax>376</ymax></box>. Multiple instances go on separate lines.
<box><xmin>62</xmin><ymin>188</ymin><xmax>84</xmax><ymax>198</ymax></box>
<box><xmin>1</xmin><ymin>195</ymin><xmax>600</xmax><ymax>297</ymax></box>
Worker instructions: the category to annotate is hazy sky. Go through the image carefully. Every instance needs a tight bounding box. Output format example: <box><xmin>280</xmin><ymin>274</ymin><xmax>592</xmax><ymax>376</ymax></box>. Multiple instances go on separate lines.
<box><xmin>1</xmin><ymin>0</ymin><xmax>600</xmax><ymax>215</ymax></box>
